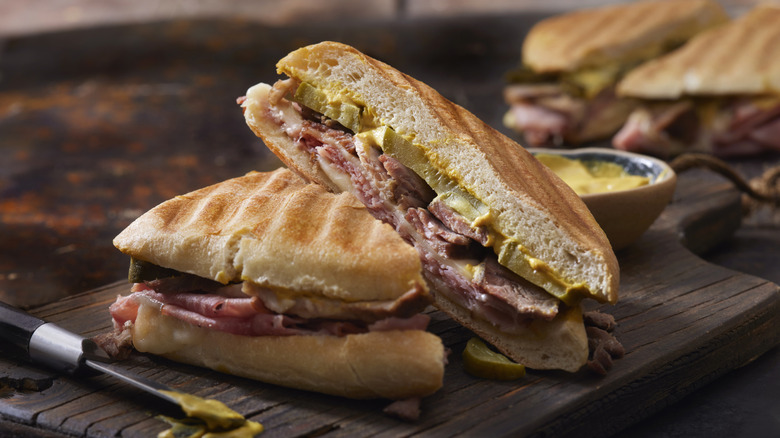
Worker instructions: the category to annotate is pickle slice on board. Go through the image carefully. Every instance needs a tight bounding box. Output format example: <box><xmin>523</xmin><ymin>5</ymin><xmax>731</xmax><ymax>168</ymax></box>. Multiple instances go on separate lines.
<box><xmin>462</xmin><ymin>337</ymin><xmax>526</xmax><ymax>380</ymax></box>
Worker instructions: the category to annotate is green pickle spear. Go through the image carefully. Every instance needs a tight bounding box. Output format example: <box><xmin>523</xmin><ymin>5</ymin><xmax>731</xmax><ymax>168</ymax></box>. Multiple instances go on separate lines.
<box><xmin>128</xmin><ymin>257</ymin><xmax>181</xmax><ymax>282</ymax></box>
<box><xmin>293</xmin><ymin>82</ymin><xmax>362</xmax><ymax>133</ymax></box>
<box><xmin>462</xmin><ymin>337</ymin><xmax>526</xmax><ymax>380</ymax></box>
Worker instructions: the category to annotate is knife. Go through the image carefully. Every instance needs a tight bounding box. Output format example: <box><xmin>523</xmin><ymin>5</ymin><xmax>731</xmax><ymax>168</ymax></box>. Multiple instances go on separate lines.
<box><xmin>0</xmin><ymin>300</ymin><xmax>182</xmax><ymax>407</ymax></box>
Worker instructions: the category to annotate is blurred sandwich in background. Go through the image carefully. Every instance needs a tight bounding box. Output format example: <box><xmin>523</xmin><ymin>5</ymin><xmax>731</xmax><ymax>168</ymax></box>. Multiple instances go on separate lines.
<box><xmin>614</xmin><ymin>4</ymin><xmax>780</xmax><ymax>157</ymax></box>
<box><xmin>503</xmin><ymin>0</ymin><xmax>728</xmax><ymax>147</ymax></box>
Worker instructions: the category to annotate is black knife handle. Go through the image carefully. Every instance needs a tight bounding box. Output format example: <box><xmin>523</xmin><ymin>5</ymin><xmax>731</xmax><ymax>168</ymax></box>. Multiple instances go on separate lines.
<box><xmin>0</xmin><ymin>300</ymin><xmax>46</xmax><ymax>354</ymax></box>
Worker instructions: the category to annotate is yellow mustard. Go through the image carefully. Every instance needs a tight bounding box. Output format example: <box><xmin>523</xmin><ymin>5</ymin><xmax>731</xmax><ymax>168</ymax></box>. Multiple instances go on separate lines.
<box><xmin>535</xmin><ymin>154</ymin><xmax>650</xmax><ymax>195</ymax></box>
<box><xmin>157</xmin><ymin>390</ymin><xmax>263</xmax><ymax>438</ymax></box>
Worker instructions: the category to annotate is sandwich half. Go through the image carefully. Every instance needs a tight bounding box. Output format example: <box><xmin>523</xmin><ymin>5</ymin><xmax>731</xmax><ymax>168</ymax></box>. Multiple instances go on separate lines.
<box><xmin>614</xmin><ymin>4</ymin><xmax>780</xmax><ymax>157</ymax></box>
<box><xmin>503</xmin><ymin>0</ymin><xmax>728</xmax><ymax>146</ymax></box>
<box><xmin>109</xmin><ymin>168</ymin><xmax>445</xmax><ymax>401</ymax></box>
<box><xmin>240</xmin><ymin>41</ymin><xmax>620</xmax><ymax>372</ymax></box>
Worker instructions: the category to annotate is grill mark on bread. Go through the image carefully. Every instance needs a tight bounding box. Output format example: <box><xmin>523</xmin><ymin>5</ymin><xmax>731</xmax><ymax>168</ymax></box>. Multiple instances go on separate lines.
<box><xmin>116</xmin><ymin>169</ymin><xmax>427</xmax><ymax>301</ymax></box>
<box><xmin>752</xmin><ymin>13</ymin><xmax>780</xmax><ymax>73</ymax></box>
<box><xmin>619</xmin><ymin>5</ymin><xmax>780</xmax><ymax>98</ymax></box>
<box><xmin>524</xmin><ymin>0</ymin><xmax>727</xmax><ymax>72</ymax></box>
<box><xmin>559</xmin><ymin>12</ymin><xmax>613</xmax><ymax>58</ymax></box>
<box><xmin>607</xmin><ymin>4</ymin><xmax>657</xmax><ymax>42</ymax></box>
<box><xmin>723</xmin><ymin>22</ymin><xmax>756</xmax><ymax>83</ymax></box>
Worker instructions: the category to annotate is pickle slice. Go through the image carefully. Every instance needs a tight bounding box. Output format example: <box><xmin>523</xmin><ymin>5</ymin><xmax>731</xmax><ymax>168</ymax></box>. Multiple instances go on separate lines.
<box><xmin>128</xmin><ymin>257</ymin><xmax>181</xmax><ymax>283</ymax></box>
<box><xmin>462</xmin><ymin>337</ymin><xmax>526</xmax><ymax>380</ymax></box>
<box><xmin>293</xmin><ymin>82</ymin><xmax>362</xmax><ymax>133</ymax></box>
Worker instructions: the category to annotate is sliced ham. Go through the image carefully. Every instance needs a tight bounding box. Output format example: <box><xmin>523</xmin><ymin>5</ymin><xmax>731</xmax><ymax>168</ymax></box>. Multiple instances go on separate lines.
<box><xmin>504</xmin><ymin>84</ymin><xmax>627</xmax><ymax>146</ymax></box>
<box><xmin>427</xmin><ymin>197</ymin><xmax>490</xmax><ymax>246</ymax></box>
<box><xmin>749</xmin><ymin>117</ymin><xmax>780</xmax><ymax>150</ymax></box>
<box><xmin>108</xmin><ymin>287</ymin><xmax>430</xmax><ymax>339</ymax></box>
<box><xmin>713</xmin><ymin>99</ymin><xmax>780</xmax><ymax>153</ymax></box>
<box><xmin>612</xmin><ymin>101</ymin><xmax>697</xmax><ymax>157</ymax></box>
<box><xmin>148</xmin><ymin>290</ymin><xmax>263</xmax><ymax>318</ymax></box>
<box><xmin>506</xmin><ymin>102</ymin><xmax>570</xmax><ymax>146</ymax></box>
<box><xmin>379</xmin><ymin>154</ymin><xmax>435</xmax><ymax>210</ymax></box>
<box><xmin>614</xmin><ymin>98</ymin><xmax>780</xmax><ymax>157</ymax></box>
<box><xmin>244</xmin><ymin>281</ymin><xmax>430</xmax><ymax>322</ymax></box>
<box><xmin>405</xmin><ymin>207</ymin><xmax>473</xmax><ymax>259</ymax></box>
<box><xmin>109</xmin><ymin>293</ymin><xmax>141</xmax><ymax>329</ymax></box>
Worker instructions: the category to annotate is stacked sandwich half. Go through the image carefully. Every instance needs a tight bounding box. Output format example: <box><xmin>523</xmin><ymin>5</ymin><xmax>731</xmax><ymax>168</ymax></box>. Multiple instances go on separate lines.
<box><xmin>109</xmin><ymin>168</ymin><xmax>446</xmax><ymax>411</ymax></box>
<box><xmin>241</xmin><ymin>41</ymin><xmax>621</xmax><ymax>374</ymax></box>
<box><xmin>503</xmin><ymin>0</ymin><xmax>728</xmax><ymax>146</ymax></box>
<box><xmin>614</xmin><ymin>4</ymin><xmax>780</xmax><ymax>157</ymax></box>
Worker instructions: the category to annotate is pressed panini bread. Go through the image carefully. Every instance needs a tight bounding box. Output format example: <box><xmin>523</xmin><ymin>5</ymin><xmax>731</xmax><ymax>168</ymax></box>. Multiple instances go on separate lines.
<box><xmin>248</xmin><ymin>42</ymin><xmax>619</xmax><ymax>305</ymax></box>
<box><xmin>130</xmin><ymin>296</ymin><xmax>445</xmax><ymax>400</ymax></box>
<box><xmin>114</xmin><ymin>168</ymin><xmax>425</xmax><ymax>302</ymax></box>
<box><xmin>523</xmin><ymin>0</ymin><xmax>729</xmax><ymax>73</ymax></box>
<box><xmin>241</xmin><ymin>42</ymin><xmax>623</xmax><ymax>372</ymax></box>
<box><xmin>111</xmin><ymin>168</ymin><xmax>445</xmax><ymax>400</ymax></box>
<box><xmin>618</xmin><ymin>5</ymin><xmax>780</xmax><ymax>99</ymax></box>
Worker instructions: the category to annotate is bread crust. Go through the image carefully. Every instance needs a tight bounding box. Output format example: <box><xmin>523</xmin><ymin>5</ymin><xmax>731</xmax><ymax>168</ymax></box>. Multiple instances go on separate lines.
<box><xmin>130</xmin><ymin>299</ymin><xmax>445</xmax><ymax>400</ymax></box>
<box><xmin>246</xmin><ymin>42</ymin><xmax>619</xmax><ymax>304</ymax></box>
<box><xmin>114</xmin><ymin>168</ymin><xmax>427</xmax><ymax>303</ymax></box>
<box><xmin>523</xmin><ymin>0</ymin><xmax>729</xmax><ymax>73</ymax></box>
<box><xmin>425</xmin><ymin>271</ymin><xmax>588</xmax><ymax>371</ymax></box>
<box><xmin>618</xmin><ymin>5</ymin><xmax>780</xmax><ymax>99</ymax></box>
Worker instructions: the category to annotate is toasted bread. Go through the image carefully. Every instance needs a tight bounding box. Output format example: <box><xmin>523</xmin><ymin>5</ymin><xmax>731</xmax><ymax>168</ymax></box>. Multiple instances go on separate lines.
<box><xmin>523</xmin><ymin>0</ymin><xmax>728</xmax><ymax>73</ymax></box>
<box><xmin>114</xmin><ymin>168</ymin><xmax>427</xmax><ymax>303</ymax></box>
<box><xmin>112</xmin><ymin>168</ymin><xmax>445</xmax><ymax>399</ymax></box>
<box><xmin>130</xmin><ymin>297</ymin><xmax>445</xmax><ymax>400</ymax></box>
<box><xmin>245</xmin><ymin>42</ymin><xmax>619</xmax><ymax>305</ymax></box>
<box><xmin>618</xmin><ymin>5</ymin><xmax>780</xmax><ymax>99</ymax></box>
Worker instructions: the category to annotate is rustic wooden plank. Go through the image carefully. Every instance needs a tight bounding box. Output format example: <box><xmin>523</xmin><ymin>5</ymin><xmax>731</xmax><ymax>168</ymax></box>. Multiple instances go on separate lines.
<box><xmin>2</xmin><ymin>169</ymin><xmax>777</xmax><ymax>438</ymax></box>
<box><xmin>0</xmin><ymin>377</ymin><xmax>97</xmax><ymax>425</ymax></box>
<box><xmin>0</xmin><ymin>211</ymin><xmax>777</xmax><ymax>438</ymax></box>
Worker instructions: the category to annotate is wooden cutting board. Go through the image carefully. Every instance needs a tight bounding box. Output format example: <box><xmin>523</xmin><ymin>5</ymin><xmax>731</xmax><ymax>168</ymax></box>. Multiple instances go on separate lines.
<box><xmin>1</xmin><ymin>175</ymin><xmax>778</xmax><ymax>438</ymax></box>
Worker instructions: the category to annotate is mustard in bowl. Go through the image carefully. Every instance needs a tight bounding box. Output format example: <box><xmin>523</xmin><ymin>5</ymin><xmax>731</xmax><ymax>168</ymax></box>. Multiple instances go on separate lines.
<box><xmin>530</xmin><ymin>147</ymin><xmax>677</xmax><ymax>250</ymax></box>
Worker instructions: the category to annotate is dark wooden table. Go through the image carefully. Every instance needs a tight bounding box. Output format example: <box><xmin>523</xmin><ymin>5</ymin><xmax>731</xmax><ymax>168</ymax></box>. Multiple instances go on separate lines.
<box><xmin>1</xmin><ymin>15</ymin><xmax>778</xmax><ymax>437</ymax></box>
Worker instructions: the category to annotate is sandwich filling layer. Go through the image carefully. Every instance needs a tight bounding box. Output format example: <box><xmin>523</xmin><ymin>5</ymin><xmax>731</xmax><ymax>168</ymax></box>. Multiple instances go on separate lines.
<box><xmin>613</xmin><ymin>96</ymin><xmax>780</xmax><ymax>157</ymax></box>
<box><xmin>280</xmin><ymin>79</ymin><xmax>596</xmax><ymax>303</ymax></box>
<box><xmin>110</xmin><ymin>282</ymin><xmax>431</xmax><ymax>338</ymax></box>
<box><xmin>503</xmin><ymin>0</ymin><xmax>730</xmax><ymax>145</ymax></box>
<box><xmin>249</xmin><ymin>79</ymin><xmax>567</xmax><ymax>335</ymax></box>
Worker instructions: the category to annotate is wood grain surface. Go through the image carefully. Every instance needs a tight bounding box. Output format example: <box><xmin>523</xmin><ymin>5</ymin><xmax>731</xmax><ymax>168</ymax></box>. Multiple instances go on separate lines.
<box><xmin>0</xmin><ymin>176</ymin><xmax>777</xmax><ymax>438</ymax></box>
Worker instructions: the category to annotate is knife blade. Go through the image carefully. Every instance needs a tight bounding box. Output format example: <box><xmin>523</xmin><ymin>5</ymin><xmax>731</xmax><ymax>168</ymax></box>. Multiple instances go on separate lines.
<box><xmin>0</xmin><ymin>300</ymin><xmax>181</xmax><ymax>406</ymax></box>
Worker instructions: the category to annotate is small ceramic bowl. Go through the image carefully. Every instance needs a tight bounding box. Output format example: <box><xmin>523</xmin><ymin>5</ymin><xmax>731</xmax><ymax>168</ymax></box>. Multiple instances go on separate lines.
<box><xmin>529</xmin><ymin>147</ymin><xmax>677</xmax><ymax>251</ymax></box>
